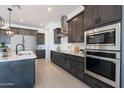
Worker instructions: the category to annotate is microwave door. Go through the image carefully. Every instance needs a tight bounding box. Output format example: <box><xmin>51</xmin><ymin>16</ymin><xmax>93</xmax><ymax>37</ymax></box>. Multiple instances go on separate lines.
<box><xmin>86</xmin><ymin>29</ymin><xmax>115</xmax><ymax>45</ymax></box>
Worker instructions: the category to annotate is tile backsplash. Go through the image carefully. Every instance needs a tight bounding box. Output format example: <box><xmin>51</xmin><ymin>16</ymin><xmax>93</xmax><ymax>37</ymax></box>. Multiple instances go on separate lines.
<box><xmin>54</xmin><ymin>37</ymin><xmax>85</xmax><ymax>52</ymax></box>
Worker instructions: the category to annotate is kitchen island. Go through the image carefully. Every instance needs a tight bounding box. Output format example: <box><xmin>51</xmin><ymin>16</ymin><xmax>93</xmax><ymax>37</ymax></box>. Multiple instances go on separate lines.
<box><xmin>0</xmin><ymin>51</ymin><xmax>36</xmax><ymax>88</ymax></box>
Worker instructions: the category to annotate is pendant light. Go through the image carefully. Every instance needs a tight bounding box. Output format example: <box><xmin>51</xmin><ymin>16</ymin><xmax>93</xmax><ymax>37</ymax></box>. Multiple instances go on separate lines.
<box><xmin>6</xmin><ymin>8</ymin><xmax>14</xmax><ymax>36</ymax></box>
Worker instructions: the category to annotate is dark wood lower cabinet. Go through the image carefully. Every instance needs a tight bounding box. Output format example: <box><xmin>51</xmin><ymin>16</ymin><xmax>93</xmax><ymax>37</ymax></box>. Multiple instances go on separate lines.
<box><xmin>51</xmin><ymin>51</ymin><xmax>114</xmax><ymax>88</ymax></box>
<box><xmin>51</xmin><ymin>51</ymin><xmax>84</xmax><ymax>81</ymax></box>
<box><xmin>84</xmin><ymin>74</ymin><xmax>113</xmax><ymax>88</ymax></box>
<box><xmin>36</xmin><ymin>50</ymin><xmax>45</xmax><ymax>59</ymax></box>
<box><xmin>66</xmin><ymin>56</ymin><xmax>84</xmax><ymax>80</ymax></box>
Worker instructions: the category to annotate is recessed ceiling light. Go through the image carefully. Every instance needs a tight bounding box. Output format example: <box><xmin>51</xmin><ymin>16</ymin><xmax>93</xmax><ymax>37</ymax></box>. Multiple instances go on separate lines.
<box><xmin>40</xmin><ymin>24</ymin><xmax>43</xmax><ymax>26</ymax></box>
<box><xmin>20</xmin><ymin>19</ymin><xmax>24</xmax><ymax>22</ymax></box>
<box><xmin>48</xmin><ymin>7</ymin><xmax>52</xmax><ymax>11</ymax></box>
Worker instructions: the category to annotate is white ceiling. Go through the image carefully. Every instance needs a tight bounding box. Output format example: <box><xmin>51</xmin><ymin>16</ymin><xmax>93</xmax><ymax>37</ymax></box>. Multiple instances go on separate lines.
<box><xmin>0</xmin><ymin>5</ymin><xmax>80</xmax><ymax>28</ymax></box>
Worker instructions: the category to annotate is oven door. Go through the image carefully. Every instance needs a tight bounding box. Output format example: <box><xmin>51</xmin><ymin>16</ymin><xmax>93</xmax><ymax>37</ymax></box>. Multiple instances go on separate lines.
<box><xmin>85</xmin><ymin>52</ymin><xmax>120</xmax><ymax>87</ymax></box>
<box><xmin>85</xmin><ymin>23</ymin><xmax>120</xmax><ymax>50</ymax></box>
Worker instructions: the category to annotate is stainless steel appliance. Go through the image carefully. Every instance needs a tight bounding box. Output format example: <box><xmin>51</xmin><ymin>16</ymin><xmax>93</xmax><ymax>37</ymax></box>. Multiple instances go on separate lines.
<box><xmin>85</xmin><ymin>49</ymin><xmax>120</xmax><ymax>87</ymax></box>
<box><xmin>84</xmin><ymin>23</ymin><xmax>120</xmax><ymax>51</ymax></box>
<box><xmin>84</xmin><ymin>23</ymin><xmax>121</xmax><ymax>88</ymax></box>
<box><xmin>57</xmin><ymin>15</ymin><xmax>68</xmax><ymax>37</ymax></box>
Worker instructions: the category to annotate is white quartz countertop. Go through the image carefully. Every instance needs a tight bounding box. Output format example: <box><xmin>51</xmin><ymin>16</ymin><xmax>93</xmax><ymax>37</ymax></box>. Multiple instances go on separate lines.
<box><xmin>52</xmin><ymin>50</ymin><xmax>85</xmax><ymax>57</ymax></box>
<box><xmin>0</xmin><ymin>51</ymin><xmax>37</xmax><ymax>62</ymax></box>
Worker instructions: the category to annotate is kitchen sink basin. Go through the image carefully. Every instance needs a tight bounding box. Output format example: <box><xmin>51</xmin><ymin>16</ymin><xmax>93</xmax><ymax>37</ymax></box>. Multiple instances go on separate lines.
<box><xmin>18</xmin><ymin>51</ymin><xmax>32</xmax><ymax>56</ymax></box>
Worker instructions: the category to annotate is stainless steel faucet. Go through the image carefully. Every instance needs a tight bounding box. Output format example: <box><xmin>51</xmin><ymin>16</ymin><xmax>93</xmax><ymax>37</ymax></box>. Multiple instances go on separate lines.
<box><xmin>16</xmin><ymin>44</ymin><xmax>25</xmax><ymax>55</ymax></box>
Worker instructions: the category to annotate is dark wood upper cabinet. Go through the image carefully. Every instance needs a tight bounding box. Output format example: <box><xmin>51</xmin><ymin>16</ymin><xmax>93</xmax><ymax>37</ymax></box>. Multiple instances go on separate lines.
<box><xmin>68</xmin><ymin>20</ymin><xmax>73</xmax><ymax>43</ymax></box>
<box><xmin>76</xmin><ymin>12</ymin><xmax>84</xmax><ymax>42</ymax></box>
<box><xmin>72</xmin><ymin>18</ymin><xmax>77</xmax><ymax>42</ymax></box>
<box><xmin>54</xmin><ymin>28</ymin><xmax>61</xmax><ymax>44</ymax></box>
<box><xmin>10</xmin><ymin>27</ymin><xmax>37</xmax><ymax>36</ymax></box>
<box><xmin>84</xmin><ymin>5</ymin><xmax>99</xmax><ymax>29</ymax></box>
<box><xmin>98</xmin><ymin>6</ymin><xmax>122</xmax><ymax>24</ymax></box>
<box><xmin>37</xmin><ymin>33</ymin><xmax>45</xmax><ymax>44</ymax></box>
<box><xmin>68</xmin><ymin>11</ymin><xmax>84</xmax><ymax>43</ymax></box>
<box><xmin>84</xmin><ymin>5</ymin><xmax>122</xmax><ymax>30</ymax></box>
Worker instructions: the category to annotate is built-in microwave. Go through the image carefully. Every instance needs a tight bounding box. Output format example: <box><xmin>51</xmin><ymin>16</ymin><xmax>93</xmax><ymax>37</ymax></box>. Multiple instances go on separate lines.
<box><xmin>84</xmin><ymin>23</ymin><xmax>120</xmax><ymax>51</ymax></box>
<box><xmin>85</xmin><ymin>49</ymin><xmax>120</xmax><ymax>88</ymax></box>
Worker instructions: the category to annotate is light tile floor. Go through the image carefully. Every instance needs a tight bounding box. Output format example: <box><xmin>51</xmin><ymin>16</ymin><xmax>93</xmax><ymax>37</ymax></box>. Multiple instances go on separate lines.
<box><xmin>34</xmin><ymin>59</ymin><xmax>90</xmax><ymax>88</ymax></box>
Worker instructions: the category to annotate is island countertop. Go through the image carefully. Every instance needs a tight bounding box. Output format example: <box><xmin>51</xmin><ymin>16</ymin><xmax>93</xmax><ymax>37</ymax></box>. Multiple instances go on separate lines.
<box><xmin>0</xmin><ymin>51</ymin><xmax>37</xmax><ymax>62</ymax></box>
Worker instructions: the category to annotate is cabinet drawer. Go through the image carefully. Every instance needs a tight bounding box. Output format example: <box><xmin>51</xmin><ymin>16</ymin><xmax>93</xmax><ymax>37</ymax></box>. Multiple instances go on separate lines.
<box><xmin>84</xmin><ymin>74</ymin><xmax>113</xmax><ymax>88</ymax></box>
<box><xmin>70</xmin><ymin>61</ymin><xmax>84</xmax><ymax>71</ymax></box>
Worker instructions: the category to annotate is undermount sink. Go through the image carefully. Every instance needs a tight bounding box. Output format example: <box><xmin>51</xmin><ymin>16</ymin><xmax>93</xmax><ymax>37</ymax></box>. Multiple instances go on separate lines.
<box><xmin>18</xmin><ymin>51</ymin><xmax>32</xmax><ymax>56</ymax></box>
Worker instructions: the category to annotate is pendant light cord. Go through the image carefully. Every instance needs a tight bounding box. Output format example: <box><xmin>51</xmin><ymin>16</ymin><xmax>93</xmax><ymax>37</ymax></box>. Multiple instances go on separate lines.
<box><xmin>8</xmin><ymin>8</ymin><xmax>12</xmax><ymax>28</ymax></box>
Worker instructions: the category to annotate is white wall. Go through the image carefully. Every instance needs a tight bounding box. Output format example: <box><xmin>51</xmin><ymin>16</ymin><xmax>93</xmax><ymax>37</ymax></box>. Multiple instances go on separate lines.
<box><xmin>45</xmin><ymin>6</ymin><xmax>85</xmax><ymax>59</ymax></box>
<box><xmin>45</xmin><ymin>22</ymin><xmax>61</xmax><ymax>59</ymax></box>
<box><xmin>61</xmin><ymin>37</ymin><xmax>85</xmax><ymax>51</ymax></box>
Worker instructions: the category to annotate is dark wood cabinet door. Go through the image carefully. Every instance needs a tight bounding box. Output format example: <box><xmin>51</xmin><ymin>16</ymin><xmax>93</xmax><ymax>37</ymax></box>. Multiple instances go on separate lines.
<box><xmin>54</xmin><ymin>28</ymin><xmax>61</xmax><ymax>44</ymax></box>
<box><xmin>10</xmin><ymin>27</ymin><xmax>37</xmax><ymax>36</ymax></box>
<box><xmin>51</xmin><ymin>51</ymin><xmax>56</xmax><ymax>63</ymax></box>
<box><xmin>18</xmin><ymin>29</ymin><xmax>24</xmax><ymax>35</ymax></box>
<box><xmin>36</xmin><ymin>50</ymin><xmax>45</xmax><ymax>58</ymax></box>
<box><xmin>50</xmin><ymin>51</ymin><xmax>84</xmax><ymax>81</ymax></box>
<box><xmin>98</xmin><ymin>5</ymin><xmax>122</xmax><ymax>25</ymax></box>
<box><xmin>11</xmin><ymin>27</ymin><xmax>24</xmax><ymax>35</ymax></box>
<box><xmin>37</xmin><ymin>33</ymin><xmax>45</xmax><ymax>44</ymax></box>
<box><xmin>84</xmin><ymin>5</ymin><xmax>99</xmax><ymax>30</ymax></box>
<box><xmin>68</xmin><ymin>11</ymin><xmax>84</xmax><ymax>43</ymax></box>
<box><xmin>31</xmin><ymin>30</ymin><xmax>37</xmax><ymax>36</ymax></box>
<box><xmin>84</xmin><ymin>5</ymin><xmax>122</xmax><ymax>30</ymax></box>
<box><xmin>24</xmin><ymin>29</ymin><xmax>30</xmax><ymax>35</ymax></box>
<box><xmin>68</xmin><ymin>21</ymin><xmax>73</xmax><ymax>43</ymax></box>
<box><xmin>72</xmin><ymin>18</ymin><xmax>77</xmax><ymax>42</ymax></box>
<box><xmin>69</xmin><ymin>58</ymin><xmax>84</xmax><ymax>80</ymax></box>
<box><xmin>77</xmin><ymin>12</ymin><xmax>84</xmax><ymax>42</ymax></box>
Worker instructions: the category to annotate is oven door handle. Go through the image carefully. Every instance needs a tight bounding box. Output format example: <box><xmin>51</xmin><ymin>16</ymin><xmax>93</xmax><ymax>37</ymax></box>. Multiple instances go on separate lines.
<box><xmin>86</xmin><ymin>55</ymin><xmax>120</xmax><ymax>64</ymax></box>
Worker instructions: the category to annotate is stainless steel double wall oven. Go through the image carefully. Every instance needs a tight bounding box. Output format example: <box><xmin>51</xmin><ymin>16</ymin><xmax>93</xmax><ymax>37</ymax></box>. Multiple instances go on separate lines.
<box><xmin>84</xmin><ymin>23</ymin><xmax>121</xmax><ymax>88</ymax></box>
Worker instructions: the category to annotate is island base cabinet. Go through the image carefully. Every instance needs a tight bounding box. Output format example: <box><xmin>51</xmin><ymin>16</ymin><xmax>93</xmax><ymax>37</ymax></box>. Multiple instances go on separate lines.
<box><xmin>0</xmin><ymin>59</ymin><xmax>35</xmax><ymax>88</ymax></box>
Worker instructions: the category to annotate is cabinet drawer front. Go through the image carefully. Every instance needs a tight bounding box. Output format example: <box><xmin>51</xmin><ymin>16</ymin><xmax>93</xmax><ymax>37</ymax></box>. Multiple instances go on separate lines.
<box><xmin>71</xmin><ymin>61</ymin><xmax>84</xmax><ymax>71</ymax></box>
<box><xmin>84</xmin><ymin>74</ymin><xmax>113</xmax><ymax>88</ymax></box>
